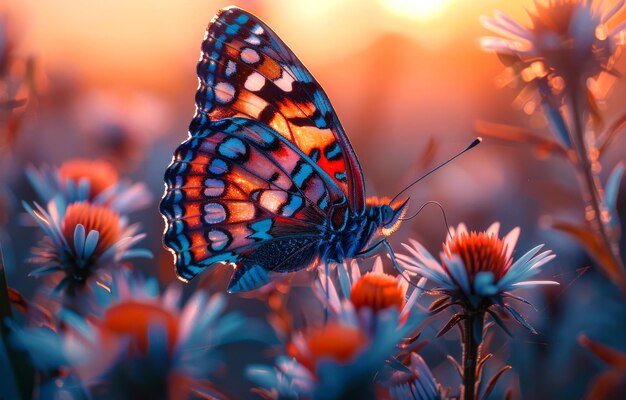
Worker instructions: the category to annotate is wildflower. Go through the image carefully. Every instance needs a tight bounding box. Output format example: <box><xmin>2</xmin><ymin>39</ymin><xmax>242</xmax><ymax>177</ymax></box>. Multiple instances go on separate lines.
<box><xmin>317</xmin><ymin>257</ymin><xmax>425</xmax><ymax>332</ymax></box>
<box><xmin>397</xmin><ymin>223</ymin><xmax>556</xmax><ymax>400</ymax></box>
<box><xmin>27</xmin><ymin>158</ymin><xmax>151</xmax><ymax>213</ymax></box>
<box><xmin>10</xmin><ymin>271</ymin><xmax>255</xmax><ymax>399</ymax></box>
<box><xmin>387</xmin><ymin>353</ymin><xmax>447</xmax><ymax>400</ymax></box>
<box><xmin>247</xmin><ymin>318</ymin><xmax>401</xmax><ymax>400</ymax></box>
<box><xmin>248</xmin><ymin>259</ymin><xmax>426</xmax><ymax>399</ymax></box>
<box><xmin>24</xmin><ymin>198</ymin><xmax>151</xmax><ymax>294</ymax></box>
<box><xmin>481</xmin><ymin>0</ymin><xmax>626</xmax><ymax>85</ymax></box>
<box><xmin>397</xmin><ymin>223</ymin><xmax>557</xmax><ymax>316</ymax></box>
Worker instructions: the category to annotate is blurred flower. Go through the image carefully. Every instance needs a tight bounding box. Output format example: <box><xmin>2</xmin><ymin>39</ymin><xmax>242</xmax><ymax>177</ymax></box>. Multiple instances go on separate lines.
<box><xmin>481</xmin><ymin>0</ymin><xmax>626</xmax><ymax>85</ymax></box>
<box><xmin>397</xmin><ymin>223</ymin><xmax>557</xmax><ymax>316</ymax></box>
<box><xmin>387</xmin><ymin>353</ymin><xmax>447</xmax><ymax>400</ymax></box>
<box><xmin>247</xmin><ymin>259</ymin><xmax>427</xmax><ymax>399</ymax></box>
<box><xmin>24</xmin><ymin>198</ymin><xmax>151</xmax><ymax>295</ymax></box>
<box><xmin>247</xmin><ymin>315</ymin><xmax>404</xmax><ymax>400</ymax></box>
<box><xmin>73</xmin><ymin>89</ymin><xmax>172</xmax><ymax>168</ymax></box>
<box><xmin>11</xmin><ymin>271</ymin><xmax>255</xmax><ymax>400</ymax></box>
<box><xmin>317</xmin><ymin>257</ymin><xmax>425</xmax><ymax>332</ymax></box>
<box><xmin>27</xmin><ymin>158</ymin><xmax>151</xmax><ymax>213</ymax></box>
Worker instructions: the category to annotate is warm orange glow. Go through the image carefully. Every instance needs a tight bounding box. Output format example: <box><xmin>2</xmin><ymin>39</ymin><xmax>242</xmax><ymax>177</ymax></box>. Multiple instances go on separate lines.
<box><xmin>288</xmin><ymin>324</ymin><xmax>368</xmax><ymax>372</ymax></box>
<box><xmin>380</xmin><ymin>0</ymin><xmax>450</xmax><ymax>20</ymax></box>
<box><xmin>58</xmin><ymin>159</ymin><xmax>118</xmax><ymax>199</ymax></box>
<box><xmin>100</xmin><ymin>301</ymin><xmax>179</xmax><ymax>353</ymax></box>
<box><xmin>350</xmin><ymin>272</ymin><xmax>405</xmax><ymax>312</ymax></box>
<box><xmin>61</xmin><ymin>203</ymin><xmax>121</xmax><ymax>255</ymax></box>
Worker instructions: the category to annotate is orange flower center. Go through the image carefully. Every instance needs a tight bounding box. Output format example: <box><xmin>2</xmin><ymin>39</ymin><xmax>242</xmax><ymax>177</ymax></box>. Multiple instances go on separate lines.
<box><xmin>100</xmin><ymin>301</ymin><xmax>179</xmax><ymax>354</ymax></box>
<box><xmin>61</xmin><ymin>202</ymin><xmax>121</xmax><ymax>256</ymax></box>
<box><xmin>59</xmin><ymin>159</ymin><xmax>118</xmax><ymax>199</ymax></box>
<box><xmin>288</xmin><ymin>324</ymin><xmax>368</xmax><ymax>372</ymax></box>
<box><xmin>350</xmin><ymin>272</ymin><xmax>404</xmax><ymax>312</ymax></box>
<box><xmin>443</xmin><ymin>231</ymin><xmax>511</xmax><ymax>284</ymax></box>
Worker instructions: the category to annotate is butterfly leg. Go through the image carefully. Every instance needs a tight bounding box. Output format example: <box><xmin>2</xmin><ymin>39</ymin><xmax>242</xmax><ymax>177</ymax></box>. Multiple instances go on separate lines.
<box><xmin>324</xmin><ymin>260</ymin><xmax>330</xmax><ymax>323</ymax></box>
<box><xmin>357</xmin><ymin>239</ymin><xmax>419</xmax><ymax>287</ymax></box>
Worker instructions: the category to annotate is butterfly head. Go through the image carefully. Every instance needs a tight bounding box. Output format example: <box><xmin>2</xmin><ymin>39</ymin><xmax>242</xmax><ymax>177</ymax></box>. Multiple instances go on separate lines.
<box><xmin>368</xmin><ymin>197</ymin><xmax>410</xmax><ymax>236</ymax></box>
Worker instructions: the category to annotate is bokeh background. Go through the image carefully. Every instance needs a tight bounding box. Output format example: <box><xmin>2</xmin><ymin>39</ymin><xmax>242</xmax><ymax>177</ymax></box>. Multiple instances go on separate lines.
<box><xmin>2</xmin><ymin>0</ymin><xmax>626</xmax><ymax>398</ymax></box>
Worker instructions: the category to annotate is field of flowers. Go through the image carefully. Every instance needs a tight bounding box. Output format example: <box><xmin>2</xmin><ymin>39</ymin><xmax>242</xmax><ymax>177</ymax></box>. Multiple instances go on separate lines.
<box><xmin>1</xmin><ymin>1</ymin><xmax>626</xmax><ymax>399</ymax></box>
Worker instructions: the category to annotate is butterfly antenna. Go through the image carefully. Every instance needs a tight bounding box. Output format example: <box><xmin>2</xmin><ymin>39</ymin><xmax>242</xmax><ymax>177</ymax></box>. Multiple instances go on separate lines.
<box><xmin>399</xmin><ymin>200</ymin><xmax>453</xmax><ymax>239</ymax></box>
<box><xmin>390</xmin><ymin>137</ymin><xmax>481</xmax><ymax>205</ymax></box>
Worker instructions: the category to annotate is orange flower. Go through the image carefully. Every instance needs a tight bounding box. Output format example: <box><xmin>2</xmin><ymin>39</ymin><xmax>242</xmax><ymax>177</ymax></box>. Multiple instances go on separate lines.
<box><xmin>59</xmin><ymin>159</ymin><xmax>118</xmax><ymax>199</ymax></box>
<box><xmin>100</xmin><ymin>301</ymin><xmax>179</xmax><ymax>353</ymax></box>
<box><xmin>442</xmin><ymin>230</ymin><xmax>512</xmax><ymax>285</ymax></box>
<box><xmin>288</xmin><ymin>323</ymin><xmax>368</xmax><ymax>373</ymax></box>
<box><xmin>350</xmin><ymin>272</ymin><xmax>405</xmax><ymax>313</ymax></box>
<box><xmin>61</xmin><ymin>202</ymin><xmax>122</xmax><ymax>256</ymax></box>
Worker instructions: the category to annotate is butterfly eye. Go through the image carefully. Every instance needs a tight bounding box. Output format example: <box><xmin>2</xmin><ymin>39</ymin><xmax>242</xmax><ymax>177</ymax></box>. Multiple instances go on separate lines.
<box><xmin>381</xmin><ymin>205</ymin><xmax>394</xmax><ymax>225</ymax></box>
<box><xmin>381</xmin><ymin>199</ymin><xmax>409</xmax><ymax>236</ymax></box>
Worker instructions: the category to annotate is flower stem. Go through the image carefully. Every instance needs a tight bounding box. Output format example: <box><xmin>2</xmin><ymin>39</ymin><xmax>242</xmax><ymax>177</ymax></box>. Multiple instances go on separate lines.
<box><xmin>462</xmin><ymin>312</ymin><xmax>482</xmax><ymax>400</ymax></box>
<box><xmin>568</xmin><ymin>90</ymin><xmax>626</xmax><ymax>293</ymax></box>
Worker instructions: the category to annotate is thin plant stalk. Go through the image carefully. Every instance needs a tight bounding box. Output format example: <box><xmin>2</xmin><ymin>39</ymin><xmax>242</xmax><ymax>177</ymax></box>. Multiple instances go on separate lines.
<box><xmin>462</xmin><ymin>311</ymin><xmax>483</xmax><ymax>400</ymax></box>
<box><xmin>567</xmin><ymin>87</ymin><xmax>626</xmax><ymax>292</ymax></box>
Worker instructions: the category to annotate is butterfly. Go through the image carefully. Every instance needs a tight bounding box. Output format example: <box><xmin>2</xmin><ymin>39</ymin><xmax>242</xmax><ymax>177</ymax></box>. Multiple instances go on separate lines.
<box><xmin>160</xmin><ymin>6</ymin><xmax>410</xmax><ymax>293</ymax></box>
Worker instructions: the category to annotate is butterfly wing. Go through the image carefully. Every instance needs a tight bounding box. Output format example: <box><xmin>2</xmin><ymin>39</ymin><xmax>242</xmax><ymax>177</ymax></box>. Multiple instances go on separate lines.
<box><xmin>160</xmin><ymin>117</ymin><xmax>344</xmax><ymax>291</ymax></box>
<box><xmin>193</xmin><ymin>6</ymin><xmax>366</xmax><ymax>213</ymax></box>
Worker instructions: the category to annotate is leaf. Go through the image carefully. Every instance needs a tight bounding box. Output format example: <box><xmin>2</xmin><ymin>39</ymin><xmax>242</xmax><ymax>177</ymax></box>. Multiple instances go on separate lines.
<box><xmin>504</xmin><ymin>305</ymin><xmax>537</xmax><ymax>334</ymax></box>
<box><xmin>501</xmin><ymin>292</ymin><xmax>536</xmax><ymax>310</ymax></box>
<box><xmin>579</xmin><ymin>335</ymin><xmax>626</xmax><ymax>369</ymax></box>
<box><xmin>429</xmin><ymin>296</ymin><xmax>449</xmax><ymax>311</ymax></box>
<box><xmin>437</xmin><ymin>312</ymin><xmax>466</xmax><ymax>338</ymax></box>
<box><xmin>474</xmin><ymin>120</ymin><xmax>568</xmax><ymax>158</ymax></box>
<box><xmin>480</xmin><ymin>365</ymin><xmax>512</xmax><ymax>400</ymax></box>
<box><xmin>584</xmin><ymin>370</ymin><xmax>626</xmax><ymax>400</ymax></box>
<box><xmin>447</xmin><ymin>354</ymin><xmax>463</xmax><ymax>379</ymax></box>
<box><xmin>549</xmin><ymin>219</ymin><xmax>626</xmax><ymax>291</ymax></box>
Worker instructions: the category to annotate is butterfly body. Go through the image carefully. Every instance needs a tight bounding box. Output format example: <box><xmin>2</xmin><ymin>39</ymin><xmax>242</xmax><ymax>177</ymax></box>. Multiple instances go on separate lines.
<box><xmin>160</xmin><ymin>7</ymin><xmax>408</xmax><ymax>292</ymax></box>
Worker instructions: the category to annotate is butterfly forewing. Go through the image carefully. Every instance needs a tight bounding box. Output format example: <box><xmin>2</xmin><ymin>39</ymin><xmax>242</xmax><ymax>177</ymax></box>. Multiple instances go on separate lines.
<box><xmin>193</xmin><ymin>6</ymin><xmax>365</xmax><ymax>212</ymax></box>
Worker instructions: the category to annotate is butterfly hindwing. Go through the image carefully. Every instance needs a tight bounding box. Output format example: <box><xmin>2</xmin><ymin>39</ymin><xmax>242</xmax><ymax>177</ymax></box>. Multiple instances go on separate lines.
<box><xmin>193</xmin><ymin>6</ymin><xmax>366</xmax><ymax>213</ymax></box>
<box><xmin>160</xmin><ymin>118</ymin><xmax>345</xmax><ymax>289</ymax></box>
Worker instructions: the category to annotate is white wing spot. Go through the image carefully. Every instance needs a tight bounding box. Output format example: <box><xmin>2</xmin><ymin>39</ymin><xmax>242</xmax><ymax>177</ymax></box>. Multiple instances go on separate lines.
<box><xmin>204</xmin><ymin>178</ymin><xmax>225</xmax><ymax>197</ymax></box>
<box><xmin>245</xmin><ymin>35</ymin><xmax>261</xmax><ymax>45</ymax></box>
<box><xmin>204</xmin><ymin>203</ymin><xmax>227</xmax><ymax>224</ymax></box>
<box><xmin>273</xmin><ymin>70</ymin><xmax>295</xmax><ymax>92</ymax></box>
<box><xmin>208</xmin><ymin>229</ymin><xmax>229</xmax><ymax>251</ymax></box>
<box><xmin>252</xmin><ymin>24</ymin><xmax>264</xmax><ymax>35</ymax></box>
<box><xmin>241</xmin><ymin>48</ymin><xmax>261</xmax><ymax>64</ymax></box>
<box><xmin>245</xmin><ymin>72</ymin><xmax>266</xmax><ymax>92</ymax></box>
<box><xmin>215</xmin><ymin>82</ymin><xmax>235</xmax><ymax>104</ymax></box>
<box><xmin>225</xmin><ymin>60</ymin><xmax>237</xmax><ymax>77</ymax></box>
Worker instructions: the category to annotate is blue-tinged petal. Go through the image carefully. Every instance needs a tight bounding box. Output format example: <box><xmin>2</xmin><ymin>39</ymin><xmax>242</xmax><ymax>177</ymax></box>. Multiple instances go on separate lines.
<box><xmin>82</xmin><ymin>229</ymin><xmax>100</xmax><ymax>259</ymax></box>
<box><xmin>73</xmin><ymin>224</ymin><xmax>86</xmax><ymax>258</ymax></box>
<box><xmin>337</xmin><ymin>261</ymin><xmax>352</xmax><ymax>298</ymax></box>
<box><xmin>29</xmin><ymin>265</ymin><xmax>62</xmax><ymax>277</ymax></box>
<box><xmin>442</xmin><ymin>255</ymin><xmax>471</xmax><ymax>295</ymax></box>
<box><xmin>118</xmin><ymin>248</ymin><xmax>153</xmax><ymax>260</ymax></box>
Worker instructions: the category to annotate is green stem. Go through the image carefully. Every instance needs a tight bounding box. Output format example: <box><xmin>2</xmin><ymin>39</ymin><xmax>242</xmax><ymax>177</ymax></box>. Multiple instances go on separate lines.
<box><xmin>462</xmin><ymin>312</ymin><xmax>481</xmax><ymax>400</ymax></box>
